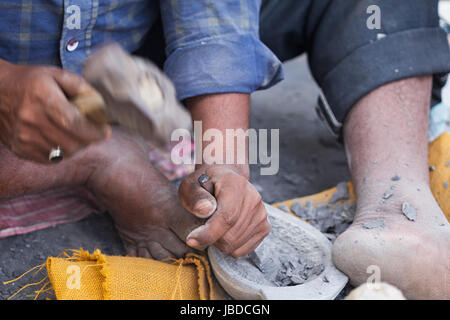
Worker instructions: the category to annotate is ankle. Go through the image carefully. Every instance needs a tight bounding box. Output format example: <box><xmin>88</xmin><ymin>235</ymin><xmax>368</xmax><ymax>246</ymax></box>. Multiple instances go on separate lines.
<box><xmin>354</xmin><ymin>177</ymin><xmax>432</xmax><ymax>212</ymax></box>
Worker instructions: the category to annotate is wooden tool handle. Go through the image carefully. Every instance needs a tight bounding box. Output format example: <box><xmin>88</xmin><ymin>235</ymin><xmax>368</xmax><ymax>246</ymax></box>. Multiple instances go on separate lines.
<box><xmin>71</xmin><ymin>90</ymin><xmax>111</xmax><ymax>125</ymax></box>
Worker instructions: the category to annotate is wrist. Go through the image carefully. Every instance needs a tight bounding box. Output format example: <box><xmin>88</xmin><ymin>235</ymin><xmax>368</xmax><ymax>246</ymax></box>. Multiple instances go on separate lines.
<box><xmin>187</xmin><ymin>93</ymin><xmax>251</xmax><ymax>180</ymax></box>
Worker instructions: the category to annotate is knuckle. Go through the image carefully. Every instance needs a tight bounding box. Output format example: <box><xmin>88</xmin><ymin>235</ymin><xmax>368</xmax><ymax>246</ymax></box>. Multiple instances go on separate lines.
<box><xmin>23</xmin><ymin>68</ymin><xmax>40</xmax><ymax>82</ymax></box>
<box><xmin>17</xmin><ymin>106</ymin><xmax>36</xmax><ymax>125</ymax></box>
<box><xmin>260</xmin><ymin>206</ymin><xmax>269</xmax><ymax>220</ymax></box>
<box><xmin>62</xmin><ymin>112</ymin><xmax>79</xmax><ymax>130</ymax></box>
<box><xmin>249</xmin><ymin>195</ymin><xmax>264</xmax><ymax>216</ymax></box>
<box><xmin>16</xmin><ymin>129</ymin><xmax>32</xmax><ymax>144</ymax></box>
<box><xmin>260</xmin><ymin>222</ymin><xmax>271</xmax><ymax>238</ymax></box>
<box><xmin>222</xmin><ymin>172</ymin><xmax>237</xmax><ymax>180</ymax></box>
<box><xmin>222</xmin><ymin>212</ymin><xmax>236</xmax><ymax>227</ymax></box>
<box><xmin>263</xmin><ymin>223</ymin><xmax>271</xmax><ymax>235</ymax></box>
<box><xmin>57</xmin><ymin>69</ymin><xmax>71</xmax><ymax>80</ymax></box>
<box><xmin>217</xmin><ymin>239</ymin><xmax>233</xmax><ymax>254</ymax></box>
<box><xmin>256</xmin><ymin>213</ymin><xmax>268</xmax><ymax>228</ymax></box>
<box><xmin>27</xmin><ymin>76</ymin><xmax>46</xmax><ymax>96</ymax></box>
<box><xmin>252</xmin><ymin>190</ymin><xmax>262</xmax><ymax>204</ymax></box>
<box><xmin>58</xmin><ymin>69</ymin><xmax>71</xmax><ymax>80</ymax></box>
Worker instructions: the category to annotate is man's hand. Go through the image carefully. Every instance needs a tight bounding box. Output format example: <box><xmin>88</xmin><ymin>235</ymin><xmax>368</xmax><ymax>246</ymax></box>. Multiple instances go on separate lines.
<box><xmin>178</xmin><ymin>165</ymin><xmax>271</xmax><ymax>258</ymax></box>
<box><xmin>180</xmin><ymin>93</ymin><xmax>270</xmax><ymax>258</ymax></box>
<box><xmin>0</xmin><ymin>61</ymin><xmax>110</xmax><ymax>163</ymax></box>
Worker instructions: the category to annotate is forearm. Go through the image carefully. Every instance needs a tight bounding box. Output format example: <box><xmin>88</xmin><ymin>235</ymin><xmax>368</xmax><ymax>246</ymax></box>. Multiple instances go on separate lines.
<box><xmin>185</xmin><ymin>93</ymin><xmax>250</xmax><ymax>178</ymax></box>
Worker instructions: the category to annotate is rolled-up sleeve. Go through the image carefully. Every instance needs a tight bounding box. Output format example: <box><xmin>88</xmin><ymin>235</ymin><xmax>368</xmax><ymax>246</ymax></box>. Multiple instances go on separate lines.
<box><xmin>159</xmin><ymin>0</ymin><xmax>284</xmax><ymax>101</ymax></box>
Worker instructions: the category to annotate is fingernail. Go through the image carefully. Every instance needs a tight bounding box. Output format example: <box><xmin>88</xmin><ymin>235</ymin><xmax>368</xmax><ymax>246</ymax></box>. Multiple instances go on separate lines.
<box><xmin>194</xmin><ymin>199</ymin><xmax>216</xmax><ymax>218</ymax></box>
<box><xmin>187</xmin><ymin>225</ymin><xmax>205</xmax><ymax>241</ymax></box>
<box><xmin>186</xmin><ymin>226</ymin><xmax>208</xmax><ymax>250</ymax></box>
<box><xmin>187</xmin><ymin>238</ymin><xmax>199</xmax><ymax>247</ymax></box>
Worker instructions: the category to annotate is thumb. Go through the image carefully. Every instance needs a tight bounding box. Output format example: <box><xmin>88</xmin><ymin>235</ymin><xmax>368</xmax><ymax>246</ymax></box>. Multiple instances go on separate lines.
<box><xmin>178</xmin><ymin>172</ymin><xmax>217</xmax><ymax>219</ymax></box>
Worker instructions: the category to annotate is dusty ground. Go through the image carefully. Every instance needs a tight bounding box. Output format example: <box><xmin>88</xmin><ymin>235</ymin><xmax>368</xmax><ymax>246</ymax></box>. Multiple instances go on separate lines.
<box><xmin>0</xmin><ymin>55</ymin><xmax>352</xmax><ymax>300</ymax></box>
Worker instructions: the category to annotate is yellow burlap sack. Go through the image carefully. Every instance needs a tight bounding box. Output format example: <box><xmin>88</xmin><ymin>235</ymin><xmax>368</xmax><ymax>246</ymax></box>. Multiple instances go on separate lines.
<box><xmin>44</xmin><ymin>249</ymin><xmax>215</xmax><ymax>300</ymax></box>
<box><xmin>429</xmin><ymin>132</ymin><xmax>450</xmax><ymax>219</ymax></box>
<box><xmin>273</xmin><ymin>132</ymin><xmax>450</xmax><ymax>222</ymax></box>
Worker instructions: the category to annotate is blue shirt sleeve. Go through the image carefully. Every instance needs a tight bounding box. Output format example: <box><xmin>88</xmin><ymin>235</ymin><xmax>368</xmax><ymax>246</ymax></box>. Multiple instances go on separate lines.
<box><xmin>159</xmin><ymin>0</ymin><xmax>284</xmax><ymax>101</ymax></box>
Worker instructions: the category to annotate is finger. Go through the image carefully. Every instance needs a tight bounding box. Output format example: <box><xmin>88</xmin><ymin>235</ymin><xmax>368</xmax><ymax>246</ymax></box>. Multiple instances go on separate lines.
<box><xmin>231</xmin><ymin>237</ymin><xmax>262</xmax><ymax>258</ymax></box>
<box><xmin>148</xmin><ymin>241</ymin><xmax>176</xmax><ymax>261</ymax></box>
<box><xmin>230</xmin><ymin>222</ymin><xmax>271</xmax><ymax>258</ymax></box>
<box><xmin>214</xmin><ymin>213</ymin><xmax>256</xmax><ymax>254</ymax></box>
<box><xmin>33</xmin><ymin>116</ymin><xmax>86</xmax><ymax>158</ymax></box>
<box><xmin>138</xmin><ymin>247</ymin><xmax>153</xmax><ymax>259</ymax></box>
<box><xmin>186</xmin><ymin>184</ymin><xmax>243</xmax><ymax>248</ymax></box>
<box><xmin>165</xmin><ymin>202</ymin><xmax>206</xmax><ymax>243</ymax></box>
<box><xmin>198</xmin><ymin>173</ymin><xmax>214</xmax><ymax>194</ymax></box>
<box><xmin>179</xmin><ymin>173</ymin><xmax>217</xmax><ymax>218</ymax></box>
<box><xmin>215</xmin><ymin>201</ymin><xmax>267</xmax><ymax>254</ymax></box>
<box><xmin>44</xmin><ymin>80</ymin><xmax>111</xmax><ymax>145</ymax></box>
<box><xmin>214</xmin><ymin>202</ymin><xmax>255</xmax><ymax>253</ymax></box>
<box><xmin>51</xmin><ymin>69</ymin><xmax>93</xmax><ymax>98</ymax></box>
<box><xmin>209</xmin><ymin>179</ymin><xmax>264</xmax><ymax>253</ymax></box>
<box><xmin>126</xmin><ymin>247</ymin><xmax>137</xmax><ymax>257</ymax></box>
<box><xmin>18</xmin><ymin>101</ymin><xmax>88</xmax><ymax>159</ymax></box>
<box><xmin>11</xmin><ymin>125</ymin><xmax>56</xmax><ymax>163</ymax></box>
<box><xmin>11</xmin><ymin>141</ymin><xmax>49</xmax><ymax>163</ymax></box>
<box><xmin>51</xmin><ymin>70</ymin><xmax>112</xmax><ymax>141</ymax></box>
<box><xmin>158</xmin><ymin>229</ymin><xmax>191</xmax><ymax>258</ymax></box>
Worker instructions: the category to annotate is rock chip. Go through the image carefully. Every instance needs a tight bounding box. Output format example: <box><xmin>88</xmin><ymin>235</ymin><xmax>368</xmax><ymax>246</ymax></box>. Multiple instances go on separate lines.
<box><xmin>291</xmin><ymin>202</ymin><xmax>308</xmax><ymax>219</ymax></box>
<box><xmin>363</xmin><ymin>219</ymin><xmax>386</xmax><ymax>229</ymax></box>
<box><xmin>277</xmin><ymin>204</ymin><xmax>290</xmax><ymax>213</ymax></box>
<box><xmin>382</xmin><ymin>190</ymin><xmax>394</xmax><ymax>200</ymax></box>
<box><xmin>401</xmin><ymin>202</ymin><xmax>417</xmax><ymax>221</ymax></box>
<box><xmin>329</xmin><ymin>182</ymin><xmax>350</xmax><ymax>203</ymax></box>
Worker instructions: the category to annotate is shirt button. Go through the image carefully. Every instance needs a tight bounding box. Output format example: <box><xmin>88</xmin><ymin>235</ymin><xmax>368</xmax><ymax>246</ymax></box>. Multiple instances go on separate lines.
<box><xmin>66</xmin><ymin>38</ymin><xmax>79</xmax><ymax>52</ymax></box>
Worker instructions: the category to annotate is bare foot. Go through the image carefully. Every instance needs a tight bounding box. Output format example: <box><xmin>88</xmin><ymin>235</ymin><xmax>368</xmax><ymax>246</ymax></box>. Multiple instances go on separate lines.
<box><xmin>333</xmin><ymin>181</ymin><xmax>450</xmax><ymax>299</ymax></box>
<box><xmin>85</xmin><ymin>130</ymin><xmax>201</xmax><ymax>260</ymax></box>
<box><xmin>335</xmin><ymin>76</ymin><xmax>450</xmax><ymax>299</ymax></box>
<box><xmin>0</xmin><ymin>127</ymin><xmax>200</xmax><ymax>260</ymax></box>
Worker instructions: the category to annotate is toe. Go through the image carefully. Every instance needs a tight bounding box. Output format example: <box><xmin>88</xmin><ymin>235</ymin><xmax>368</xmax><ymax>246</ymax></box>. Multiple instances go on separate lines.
<box><xmin>138</xmin><ymin>247</ymin><xmax>153</xmax><ymax>259</ymax></box>
<box><xmin>148</xmin><ymin>241</ymin><xmax>176</xmax><ymax>261</ymax></box>
<box><xmin>126</xmin><ymin>246</ymin><xmax>137</xmax><ymax>257</ymax></box>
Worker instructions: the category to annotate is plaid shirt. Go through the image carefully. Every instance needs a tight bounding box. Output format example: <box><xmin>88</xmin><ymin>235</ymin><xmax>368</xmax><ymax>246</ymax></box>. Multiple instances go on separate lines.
<box><xmin>0</xmin><ymin>0</ymin><xmax>283</xmax><ymax>100</ymax></box>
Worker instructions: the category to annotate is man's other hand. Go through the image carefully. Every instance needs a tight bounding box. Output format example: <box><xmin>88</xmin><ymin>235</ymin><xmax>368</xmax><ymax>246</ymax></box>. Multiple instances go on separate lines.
<box><xmin>0</xmin><ymin>62</ymin><xmax>111</xmax><ymax>163</ymax></box>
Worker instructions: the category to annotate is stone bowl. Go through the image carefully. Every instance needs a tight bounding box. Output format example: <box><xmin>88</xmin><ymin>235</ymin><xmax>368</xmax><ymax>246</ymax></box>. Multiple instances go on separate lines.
<box><xmin>208</xmin><ymin>203</ymin><xmax>348</xmax><ymax>300</ymax></box>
